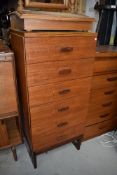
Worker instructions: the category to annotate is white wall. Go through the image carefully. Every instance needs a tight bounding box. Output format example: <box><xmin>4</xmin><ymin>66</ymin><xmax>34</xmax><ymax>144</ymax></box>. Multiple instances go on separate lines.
<box><xmin>85</xmin><ymin>0</ymin><xmax>117</xmax><ymax>43</ymax></box>
<box><xmin>85</xmin><ymin>0</ymin><xmax>99</xmax><ymax>32</ymax></box>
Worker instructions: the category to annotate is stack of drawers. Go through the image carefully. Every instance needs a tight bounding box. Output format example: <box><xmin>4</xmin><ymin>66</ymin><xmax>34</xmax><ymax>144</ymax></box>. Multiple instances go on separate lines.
<box><xmin>11</xmin><ymin>31</ymin><xmax>96</xmax><ymax>154</ymax></box>
<box><xmin>85</xmin><ymin>46</ymin><xmax>117</xmax><ymax>140</ymax></box>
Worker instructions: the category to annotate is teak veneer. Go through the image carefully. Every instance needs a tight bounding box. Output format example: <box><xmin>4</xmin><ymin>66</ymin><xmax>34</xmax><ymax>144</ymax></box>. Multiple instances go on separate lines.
<box><xmin>84</xmin><ymin>46</ymin><xmax>117</xmax><ymax>140</ymax></box>
<box><xmin>10</xmin><ymin>11</ymin><xmax>95</xmax><ymax>31</ymax></box>
<box><xmin>10</xmin><ymin>30</ymin><xmax>96</xmax><ymax>168</ymax></box>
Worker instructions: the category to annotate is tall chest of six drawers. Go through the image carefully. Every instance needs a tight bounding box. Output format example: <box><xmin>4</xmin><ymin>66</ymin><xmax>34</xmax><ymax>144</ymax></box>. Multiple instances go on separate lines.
<box><xmin>11</xmin><ymin>31</ymin><xmax>96</xmax><ymax>166</ymax></box>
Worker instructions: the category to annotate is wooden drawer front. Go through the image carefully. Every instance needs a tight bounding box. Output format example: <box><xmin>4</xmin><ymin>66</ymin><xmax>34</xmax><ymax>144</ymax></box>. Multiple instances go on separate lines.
<box><xmin>89</xmin><ymin>98</ymin><xmax>117</xmax><ymax>115</ymax></box>
<box><xmin>32</xmin><ymin>124</ymin><xmax>84</xmax><ymax>152</ymax></box>
<box><xmin>92</xmin><ymin>73</ymin><xmax>117</xmax><ymax>90</ymax></box>
<box><xmin>29</xmin><ymin>77</ymin><xmax>92</xmax><ymax>107</ymax></box>
<box><xmin>90</xmin><ymin>88</ymin><xmax>117</xmax><ymax>104</ymax></box>
<box><xmin>30</xmin><ymin>95</ymin><xmax>89</xmax><ymax>133</ymax></box>
<box><xmin>84</xmin><ymin>118</ymin><xmax>117</xmax><ymax>140</ymax></box>
<box><xmin>94</xmin><ymin>57</ymin><xmax>117</xmax><ymax>74</ymax></box>
<box><xmin>0</xmin><ymin>62</ymin><xmax>17</xmax><ymax>116</ymax></box>
<box><xmin>86</xmin><ymin>110</ymin><xmax>117</xmax><ymax>126</ymax></box>
<box><xmin>25</xmin><ymin>36</ymin><xmax>96</xmax><ymax>64</ymax></box>
<box><xmin>27</xmin><ymin>59</ymin><xmax>94</xmax><ymax>86</ymax></box>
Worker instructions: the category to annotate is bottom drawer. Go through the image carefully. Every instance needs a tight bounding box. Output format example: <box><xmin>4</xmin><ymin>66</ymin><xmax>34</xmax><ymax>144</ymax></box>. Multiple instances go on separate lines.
<box><xmin>84</xmin><ymin>118</ymin><xmax>117</xmax><ymax>140</ymax></box>
<box><xmin>32</xmin><ymin>124</ymin><xmax>84</xmax><ymax>153</ymax></box>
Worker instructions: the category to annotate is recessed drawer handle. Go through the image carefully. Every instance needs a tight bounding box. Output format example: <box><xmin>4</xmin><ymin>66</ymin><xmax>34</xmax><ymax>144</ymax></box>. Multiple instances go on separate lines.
<box><xmin>59</xmin><ymin>89</ymin><xmax>71</xmax><ymax>95</ymax></box>
<box><xmin>104</xmin><ymin>90</ymin><xmax>115</xmax><ymax>95</ymax></box>
<box><xmin>57</xmin><ymin>122</ymin><xmax>68</xmax><ymax>128</ymax></box>
<box><xmin>107</xmin><ymin>77</ymin><xmax>117</xmax><ymax>81</ymax></box>
<box><xmin>102</xmin><ymin>102</ymin><xmax>112</xmax><ymax>107</ymax></box>
<box><xmin>59</xmin><ymin>68</ymin><xmax>72</xmax><ymax>75</ymax></box>
<box><xmin>58</xmin><ymin>106</ymin><xmax>69</xmax><ymax>112</ymax></box>
<box><xmin>60</xmin><ymin>47</ymin><xmax>73</xmax><ymax>52</ymax></box>
<box><xmin>100</xmin><ymin>113</ymin><xmax>110</xmax><ymax>118</ymax></box>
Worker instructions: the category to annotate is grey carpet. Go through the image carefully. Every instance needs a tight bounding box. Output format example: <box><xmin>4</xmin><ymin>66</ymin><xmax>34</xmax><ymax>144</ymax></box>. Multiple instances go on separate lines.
<box><xmin>0</xmin><ymin>133</ymin><xmax>117</xmax><ymax>175</ymax></box>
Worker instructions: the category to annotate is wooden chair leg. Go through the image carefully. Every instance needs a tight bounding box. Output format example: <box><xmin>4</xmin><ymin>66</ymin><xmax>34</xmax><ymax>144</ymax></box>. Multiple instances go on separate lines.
<box><xmin>11</xmin><ymin>146</ymin><xmax>18</xmax><ymax>161</ymax></box>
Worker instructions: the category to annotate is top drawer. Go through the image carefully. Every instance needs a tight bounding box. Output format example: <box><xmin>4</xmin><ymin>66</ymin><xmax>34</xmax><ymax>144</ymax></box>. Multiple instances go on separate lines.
<box><xmin>94</xmin><ymin>57</ymin><xmax>117</xmax><ymax>74</ymax></box>
<box><xmin>25</xmin><ymin>36</ymin><xmax>96</xmax><ymax>64</ymax></box>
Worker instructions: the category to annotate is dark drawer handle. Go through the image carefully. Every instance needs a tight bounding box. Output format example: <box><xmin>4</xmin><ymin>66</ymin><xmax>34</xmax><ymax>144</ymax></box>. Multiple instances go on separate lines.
<box><xmin>58</xmin><ymin>106</ymin><xmax>69</xmax><ymax>112</ymax></box>
<box><xmin>104</xmin><ymin>90</ymin><xmax>115</xmax><ymax>95</ymax></box>
<box><xmin>102</xmin><ymin>102</ymin><xmax>112</xmax><ymax>107</ymax></box>
<box><xmin>60</xmin><ymin>47</ymin><xmax>73</xmax><ymax>52</ymax></box>
<box><xmin>100</xmin><ymin>113</ymin><xmax>110</xmax><ymax>118</ymax></box>
<box><xmin>59</xmin><ymin>68</ymin><xmax>72</xmax><ymax>75</ymax></box>
<box><xmin>57</xmin><ymin>122</ymin><xmax>68</xmax><ymax>128</ymax></box>
<box><xmin>107</xmin><ymin>77</ymin><xmax>117</xmax><ymax>81</ymax></box>
<box><xmin>59</xmin><ymin>89</ymin><xmax>71</xmax><ymax>95</ymax></box>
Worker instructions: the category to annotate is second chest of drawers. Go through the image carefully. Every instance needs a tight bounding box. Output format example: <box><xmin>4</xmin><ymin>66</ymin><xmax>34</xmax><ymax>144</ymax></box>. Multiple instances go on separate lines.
<box><xmin>85</xmin><ymin>46</ymin><xmax>117</xmax><ymax>140</ymax></box>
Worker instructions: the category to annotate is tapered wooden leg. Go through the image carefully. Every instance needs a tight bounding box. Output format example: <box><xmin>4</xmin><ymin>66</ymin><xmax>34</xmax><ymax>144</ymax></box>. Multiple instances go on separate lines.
<box><xmin>11</xmin><ymin>146</ymin><xmax>18</xmax><ymax>161</ymax></box>
<box><xmin>23</xmin><ymin>137</ymin><xmax>37</xmax><ymax>168</ymax></box>
<box><xmin>72</xmin><ymin>135</ymin><xmax>83</xmax><ymax>150</ymax></box>
<box><xmin>32</xmin><ymin>153</ymin><xmax>37</xmax><ymax>169</ymax></box>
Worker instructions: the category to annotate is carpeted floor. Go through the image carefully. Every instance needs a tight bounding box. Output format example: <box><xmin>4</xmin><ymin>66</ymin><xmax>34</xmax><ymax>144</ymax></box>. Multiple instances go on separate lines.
<box><xmin>0</xmin><ymin>133</ymin><xmax>117</xmax><ymax>175</ymax></box>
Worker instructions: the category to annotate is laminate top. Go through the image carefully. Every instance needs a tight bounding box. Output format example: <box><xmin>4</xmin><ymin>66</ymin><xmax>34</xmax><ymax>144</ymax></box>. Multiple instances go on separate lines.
<box><xmin>10</xmin><ymin>29</ymin><xmax>97</xmax><ymax>38</ymax></box>
<box><xmin>96</xmin><ymin>45</ymin><xmax>117</xmax><ymax>57</ymax></box>
<box><xmin>12</xmin><ymin>10</ymin><xmax>95</xmax><ymax>22</ymax></box>
<box><xmin>10</xmin><ymin>11</ymin><xmax>95</xmax><ymax>31</ymax></box>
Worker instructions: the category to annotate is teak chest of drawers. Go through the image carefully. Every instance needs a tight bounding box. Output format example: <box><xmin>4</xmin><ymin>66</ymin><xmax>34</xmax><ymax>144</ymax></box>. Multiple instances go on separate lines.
<box><xmin>10</xmin><ymin>30</ymin><xmax>96</xmax><ymax>167</ymax></box>
<box><xmin>0</xmin><ymin>44</ymin><xmax>22</xmax><ymax>160</ymax></box>
<box><xmin>84</xmin><ymin>46</ymin><xmax>117</xmax><ymax>140</ymax></box>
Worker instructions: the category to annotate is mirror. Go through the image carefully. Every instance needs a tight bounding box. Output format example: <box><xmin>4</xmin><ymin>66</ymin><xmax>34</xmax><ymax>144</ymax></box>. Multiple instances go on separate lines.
<box><xmin>24</xmin><ymin>0</ymin><xmax>68</xmax><ymax>10</ymax></box>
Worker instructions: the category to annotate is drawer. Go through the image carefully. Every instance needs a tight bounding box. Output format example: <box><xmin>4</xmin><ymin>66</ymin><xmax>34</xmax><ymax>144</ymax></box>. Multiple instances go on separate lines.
<box><xmin>30</xmin><ymin>95</ymin><xmax>89</xmax><ymax>134</ymax></box>
<box><xmin>90</xmin><ymin>88</ymin><xmax>117</xmax><ymax>104</ymax></box>
<box><xmin>25</xmin><ymin>35</ymin><xmax>96</xmax><ymax>64</ymax></box>
<box><xmin>28</xmin><ymin>77</ymin><xmax>92</xmax><ymax>107</ymax></box>
<box><xmin>27</xmin><ymin>58</ymin><xmax>94</xmax><ymax>86</ymax></box>
<box><xmin>92</xmin><ymin>73</ymin><xmax>117</xmax><ymax>90</ymax></box>
<box><xmin>89</xmin><ymin>98</ymin><xmax>117</xmax><ymax>115</ymax></box>
<box><xmin>94</xmin><ymin>57</ymin><xmax>117</xmax><ymax>74</ymax></box>
<box><xmin>32</xmin><ymin>124</ymin><xmax>84</xmax><ymax>152</ymax></box>
<box><xmin>86</xmin><ymin>110</ymin><xmax>117</xmax><ymax>126</ymax></box>
<box><xmin>84</xmin><ymin>118</ymin><xmax>117</xmax><ymax>140</ymax></box>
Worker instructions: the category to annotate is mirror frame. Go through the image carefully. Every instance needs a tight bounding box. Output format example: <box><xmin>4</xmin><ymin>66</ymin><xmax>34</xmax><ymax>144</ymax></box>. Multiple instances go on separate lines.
<box><xmin>24</xmin><ymin>0</ymin><xmax>68</xmax><ymax>10</ymax></box>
